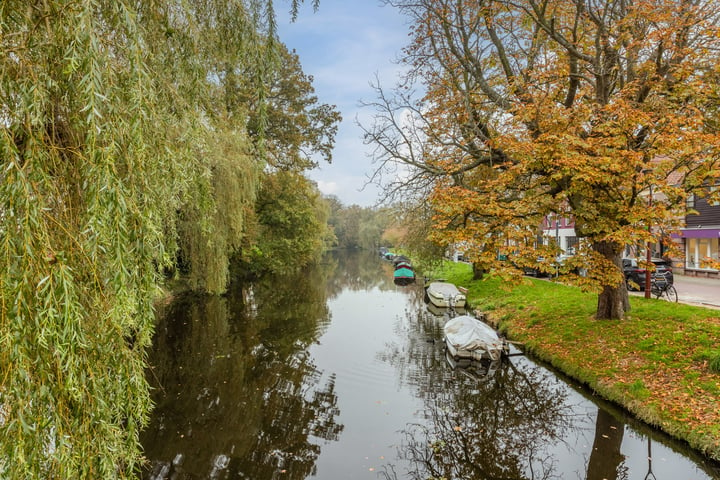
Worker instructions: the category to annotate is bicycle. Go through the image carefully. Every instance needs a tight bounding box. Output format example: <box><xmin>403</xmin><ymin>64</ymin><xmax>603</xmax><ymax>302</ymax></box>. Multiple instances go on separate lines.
<box><xmin>650</xmin><ymin>272</ymin><xmax>678</xmax><ymax>302</ymax></box>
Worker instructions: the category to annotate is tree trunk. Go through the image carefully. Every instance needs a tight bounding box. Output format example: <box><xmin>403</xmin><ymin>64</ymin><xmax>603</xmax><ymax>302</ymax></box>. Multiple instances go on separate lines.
<box><xmin>472</xmin><ymin>262</ymin><xmax>485</xmax><ymax>280</ymax></box>
<box><xmin>594</xmin><ymin>240</ymin><xmax>630</xmax><ymax>320</ymax></box>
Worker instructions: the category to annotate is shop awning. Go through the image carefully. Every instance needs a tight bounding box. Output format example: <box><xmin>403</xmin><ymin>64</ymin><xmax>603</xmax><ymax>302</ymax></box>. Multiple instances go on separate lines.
<box><xmin>673</xmin><ymin>228</ymin><xmax>720</xmax><ymax>238</ymax></box>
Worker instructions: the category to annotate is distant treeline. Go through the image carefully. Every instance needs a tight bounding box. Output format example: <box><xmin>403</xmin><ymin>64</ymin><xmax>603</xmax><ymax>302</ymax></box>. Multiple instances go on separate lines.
<box><xmin>324</xmin><ymin>196</ymin><xmax>400</xmax><ymax>251</ymax></box>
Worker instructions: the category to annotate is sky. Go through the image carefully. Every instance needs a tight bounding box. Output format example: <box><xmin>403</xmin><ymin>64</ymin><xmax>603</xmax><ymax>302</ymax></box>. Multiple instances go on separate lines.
<box><xmin>276</xmin><ymin>1</ymin><xmax>411</xmax><ymax>207</ymax></box>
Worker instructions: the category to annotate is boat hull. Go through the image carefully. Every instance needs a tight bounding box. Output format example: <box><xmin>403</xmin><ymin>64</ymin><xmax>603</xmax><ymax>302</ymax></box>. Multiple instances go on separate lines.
<box><xmin>393</xmin><ymin>266</ymin><xmax>416</xmax><ymax>286</ymax></box>
<box><xmin>425</xmin><ymin>282</ymin><xmax>466</xmax><ymax>308</ymax></box>
<box><xmin>426</xmin><ymin>301</ymin><xmax>466</xmax><ymax>318</ymax></box>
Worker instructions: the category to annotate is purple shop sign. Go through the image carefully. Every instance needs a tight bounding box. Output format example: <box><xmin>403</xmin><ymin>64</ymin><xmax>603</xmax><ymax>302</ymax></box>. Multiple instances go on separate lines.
<box><xmin>672</xmin><ymin>228</ymin><xmax>720</xmax><ymax>239</ymax></box>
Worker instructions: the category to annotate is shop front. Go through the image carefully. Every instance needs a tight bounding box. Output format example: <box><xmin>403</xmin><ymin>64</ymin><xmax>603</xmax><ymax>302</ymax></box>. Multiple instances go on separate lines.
<box><xmin>679</xmin><ymin>228</ymin><xmax>720</xmax><ymax>278</ymax></box>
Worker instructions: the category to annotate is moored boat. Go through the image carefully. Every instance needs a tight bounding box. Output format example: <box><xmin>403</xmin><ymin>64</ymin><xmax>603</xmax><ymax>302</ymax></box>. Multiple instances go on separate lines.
<box><xmin>393</xmin><ymin>264</ymin><xmax>416</xmax><ymax>286</ymax></box>
<box><xmin>394</xmin><ymin>260</ymin><xmax>412</xmax><ymax>271</ymax></box>
<box><xmin>425</xmin><ymin>281</ymin><xmax>466</xmax><ymax>308</ymax></box>
<box><xmin>392</xmin><ymin>255</ymin><xmax>411</xmax><ymax>266</ymax></box>
<box><xmin>443</xmin><ymin>315</ymin><xmax>508</xmax><ymax>362</ymax></box>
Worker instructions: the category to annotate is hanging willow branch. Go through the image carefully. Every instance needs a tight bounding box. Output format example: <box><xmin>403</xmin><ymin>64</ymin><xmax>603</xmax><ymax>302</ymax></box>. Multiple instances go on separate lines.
<box><xmin>0</xmin><ymin>0</ymin><xmax>312</xmax><ymax>477</ymax></box>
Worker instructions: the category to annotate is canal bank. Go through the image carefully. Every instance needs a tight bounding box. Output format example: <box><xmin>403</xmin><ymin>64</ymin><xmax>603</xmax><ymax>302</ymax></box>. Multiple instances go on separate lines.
<box><xmin>433</xmin><ymin>262</ymin><xmax>720</xmax><ymax>464</ymax></box>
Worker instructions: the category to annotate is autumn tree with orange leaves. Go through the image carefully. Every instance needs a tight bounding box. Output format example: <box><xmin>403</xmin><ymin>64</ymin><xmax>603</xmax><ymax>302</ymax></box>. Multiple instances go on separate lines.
<box><xmin>363</xmin><ymin>0</ymin><xmax>720</xmax><ymax>319</ymax></box>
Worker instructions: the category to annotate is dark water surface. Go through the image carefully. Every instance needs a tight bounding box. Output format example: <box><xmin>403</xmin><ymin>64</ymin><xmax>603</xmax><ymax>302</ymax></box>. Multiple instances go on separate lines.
<box><xmin>141</xmin><ymin>251</ymin><xmax>720</xmax><ymax>479</ymax></box>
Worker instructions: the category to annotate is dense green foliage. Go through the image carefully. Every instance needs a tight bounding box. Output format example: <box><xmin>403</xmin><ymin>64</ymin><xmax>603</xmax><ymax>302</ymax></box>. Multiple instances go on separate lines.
<box><xmin>432</xmin><ymin>262</ymin><xmax>720</xmax><ymax>461</ymax></box>
<box><xmin>247</xmin><ymin>46</ymin><xmax>342</xmax><ymax>171</ymax></box>
<box><xmin>243</xmin><ymin>170</ymin><xmax>332</xmax><ymax>275</ymax></box>
<box><xmin>325</xmin><ymin>196</ymin><xmax>393</xmax><ymax>250</ymax></box>
<box><xmin>0</xmin><ymin>0</ymin><xmax>335</xmax><ymax>477</ymax></box>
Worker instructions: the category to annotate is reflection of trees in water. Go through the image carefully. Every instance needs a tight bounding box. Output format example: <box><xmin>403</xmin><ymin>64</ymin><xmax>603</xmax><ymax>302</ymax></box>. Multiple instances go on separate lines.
<box><xmin>379</xmin><ymin>310</ymin><xmax>575</xmax><ymax>480</ymax></box>
<box><xmin>383</xmin><ymin>362</ymin><xmax>574</xmax><ymax>480</ymax></box>
<box><xmin>141</xmin><ymin>265</ymin><xmax>342</xmax><ymax>479</ymax></box>
<box><xmin>238</xmin><ymin>263</ymin><xmax>335</xmax><ymax>346</ymax></box>
<box><xmin>323</xmin><ymin>249</ymin><xmax>401</xmax><ymax>299</ymax></box>
<box><xmin>574</xmin><ymin>376</ymin><xmax>720</xmax><ymax>480</ymax></box>
<box><xmin>381</xmin><ymin>306</ymin><xmax>709</xmax><ymax>480</ymax></box>
<box><xmin>587</xmin><ymin>409</ymin><xmax>628</xmax><ymax>480</ymax></box>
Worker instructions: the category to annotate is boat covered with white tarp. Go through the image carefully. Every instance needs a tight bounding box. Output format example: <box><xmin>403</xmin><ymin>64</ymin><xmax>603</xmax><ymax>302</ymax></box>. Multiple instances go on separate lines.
<box><xmin>444</xmin><ymin>315</ymin><xmax>507</xmax><ymax>362</ymax></box>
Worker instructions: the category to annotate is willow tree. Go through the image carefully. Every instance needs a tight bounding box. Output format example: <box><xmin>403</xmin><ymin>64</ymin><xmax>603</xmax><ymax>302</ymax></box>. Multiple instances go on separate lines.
<box><xmin>366</xmin><ymin>0</ymin><xmax>720</xmax><ymax>319</ymax></box>
<box><xmin>0</xmin><ymin>0</ymin><xmax>316</xmax><ymax>477</ymax></box>
<box><xmin>244</xmin><ymin>170</ymin><xmax>333</xmax><ymax>275</ymax></box>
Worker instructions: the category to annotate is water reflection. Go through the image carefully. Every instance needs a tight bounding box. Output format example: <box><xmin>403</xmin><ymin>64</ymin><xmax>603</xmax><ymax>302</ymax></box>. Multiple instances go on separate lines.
<box><xmin>141</xmin><ymin>263</ymin><xmax>342</xmax><ymax>479</ymax></box>
<box><xmin>379</xmin><ymin>309</ymin><xmax>575</xmax><ymax>479</ymax></box>
<box><xmin>142</xmin><ymin>251</ymin><xmax>720</xmax><ymax>480</ymax></box>
<box><xmin>589</xmin><ymin>409</ymin><xmax>627</xmax><ymax>480</ymax></box>
<box><xmin>379</xmin><ymin>302</ymin><xmax>720</xmax><ymax>480</ymax></box>
<box><xmin>325</xmin><ymin>250</ymin><xmax>397</xmax><ymax>298</ymax></box>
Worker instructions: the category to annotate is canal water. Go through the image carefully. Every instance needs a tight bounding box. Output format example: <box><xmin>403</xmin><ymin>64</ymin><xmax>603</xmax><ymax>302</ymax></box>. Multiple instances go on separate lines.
<box><xmin>140</xmin><ymin>250</ymin><xmax>720</xmax><ymax>479</ymax></box>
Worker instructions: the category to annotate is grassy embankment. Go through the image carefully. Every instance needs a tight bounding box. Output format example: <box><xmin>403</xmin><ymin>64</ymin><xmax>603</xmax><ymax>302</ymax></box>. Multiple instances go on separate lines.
<box><xmin>430</xmin><ymin>261</ymin><xmax>720</xmax><ymax>462</ymax></box>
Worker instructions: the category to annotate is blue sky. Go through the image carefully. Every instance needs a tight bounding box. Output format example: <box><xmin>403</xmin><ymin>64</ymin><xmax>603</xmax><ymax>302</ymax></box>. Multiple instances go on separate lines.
<box><xmin>276</xmin><ymin>1</ymin><xmax>410</xmax><ymax>207</ymax></box>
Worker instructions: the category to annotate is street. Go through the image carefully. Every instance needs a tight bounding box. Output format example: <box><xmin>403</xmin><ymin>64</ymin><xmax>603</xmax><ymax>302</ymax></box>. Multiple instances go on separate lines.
<box><xmin>671</xmin><ymin>274</ymin><xmax>720</xmax><ymax>309</ymax></box>
<box><xmin>628</xmin><ymin>274</ymin><xmax>720</xmax><ymax>309</ymax></box>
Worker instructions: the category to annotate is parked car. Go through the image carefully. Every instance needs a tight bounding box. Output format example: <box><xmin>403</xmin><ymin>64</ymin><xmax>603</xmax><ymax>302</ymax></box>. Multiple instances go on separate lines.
<box><xmin>519</xmin><ymin>256</ymin><xmax>552</xmax><ymax>277</ymax></box>
<box><xmin>554</xmin><ymin>253</ymin><xmax>576</xmax><ymax>275</ymax></box>
<box><xmin>622</xmin><ymin>257</ymin><xmax>674</xmax><ymax>291</ymax></box>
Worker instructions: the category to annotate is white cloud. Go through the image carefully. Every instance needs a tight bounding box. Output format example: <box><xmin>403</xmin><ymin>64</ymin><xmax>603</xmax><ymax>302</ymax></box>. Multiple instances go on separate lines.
<box><xmin>315</xmin><ymin>180</ymin><xmax>338</xmax><ymax>195</ymax></box>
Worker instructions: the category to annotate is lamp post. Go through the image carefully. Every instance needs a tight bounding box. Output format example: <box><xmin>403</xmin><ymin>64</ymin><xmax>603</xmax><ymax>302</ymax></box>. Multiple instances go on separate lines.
<box><xmin>645</xmin><ymin>183</ymin><xmax>653</xmax><ymax>298</ymax></box>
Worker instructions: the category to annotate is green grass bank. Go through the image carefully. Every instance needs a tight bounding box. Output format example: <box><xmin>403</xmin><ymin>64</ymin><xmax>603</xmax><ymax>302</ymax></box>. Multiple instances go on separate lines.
<box><xmin>430</xmin><ymin>261</ymin><xmax>720</xmax><ymax>462</ymax></box>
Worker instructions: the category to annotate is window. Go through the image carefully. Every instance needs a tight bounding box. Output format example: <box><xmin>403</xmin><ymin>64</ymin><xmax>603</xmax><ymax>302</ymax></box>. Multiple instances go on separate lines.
<box><xmin>686</xmin><ymin>237</ymin><xmax>719</xmax><ymax>270</ymax></box>
<box><xmin>687</xmin><ymin>194</ymin><xmax>695</xmax><ymax>209</ymax></box>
